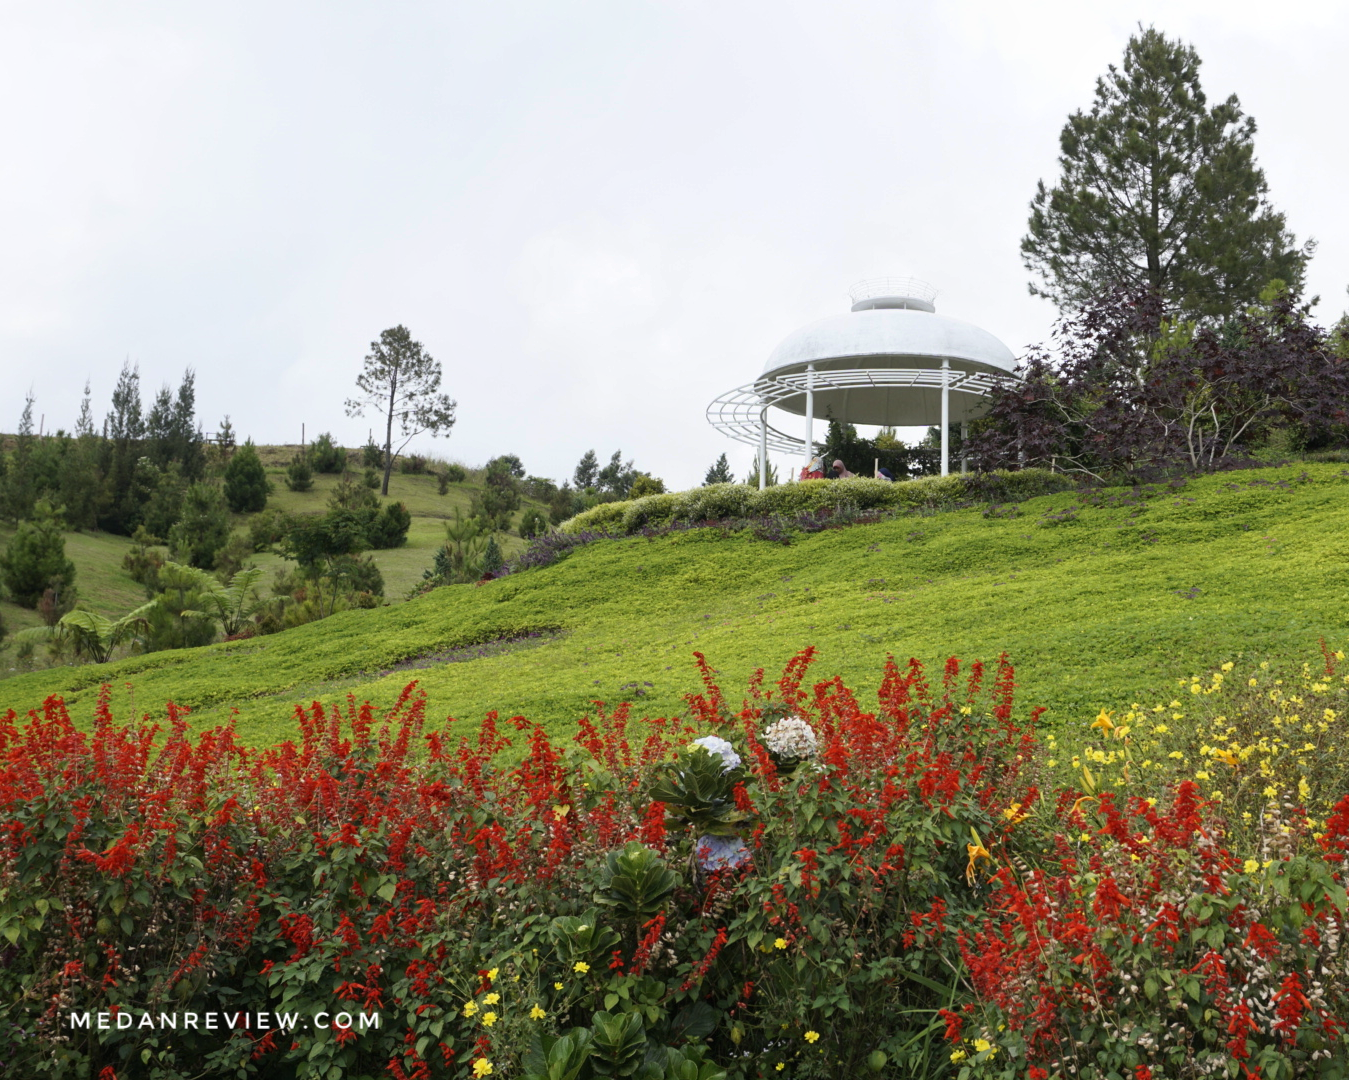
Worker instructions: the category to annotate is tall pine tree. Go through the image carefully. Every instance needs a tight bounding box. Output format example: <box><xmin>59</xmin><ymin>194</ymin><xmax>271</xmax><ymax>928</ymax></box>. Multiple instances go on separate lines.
<box><xmin>1022</xmin><ymin>27</ymin><xmax>1309</xmax><ymax>320</ymax></box>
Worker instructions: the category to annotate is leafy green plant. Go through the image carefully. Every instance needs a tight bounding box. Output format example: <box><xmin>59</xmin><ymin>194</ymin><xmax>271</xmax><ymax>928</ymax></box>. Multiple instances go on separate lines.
<box><xmin>597</xmin><ymin>843</ymin><xmax>678</xmax><ymax>920</ymax></box>
<box><xmin>223</xmin><ymin>439</ymin><xmax>271</xmax><ymax>512</ymax></box>
<box><xmin>308</xmin><ymin>431</ymin><xmax>346</xmax><ymax>473</ymax></box>
<box><xmin>0</xmin><ymin>501</ymin><xmax>76</xmax><ymax>608</ymax></box>
<box><xmin>168</xmin><ymin>482</ymin><xmax>232</xmax><ymax>569</ymax></box>
<box><xmin>285</xmin><ymin>452</ymin><xmax>314</xmax><ymax>492</ymax></box>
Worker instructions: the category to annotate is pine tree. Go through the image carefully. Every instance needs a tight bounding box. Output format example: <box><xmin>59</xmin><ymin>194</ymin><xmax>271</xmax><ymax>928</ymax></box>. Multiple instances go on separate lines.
<box><xmin>703</xmin><ymin>453</ymin><xmax>734</xmax><ymax>485</ymax></box>
<box><xmin>573</xmin><ymin>450</ymin><xmax>599</xmax><ymax>490</ymax></box>
<box><xmin>1022</xmin><ymin>26</ymin><xmax>1309</xmax><ymax>319</ymax></box>
<box><xmin>223</xmin><ymin>440</ymin><xmax>271</xmax><ymax>513</ymax></box>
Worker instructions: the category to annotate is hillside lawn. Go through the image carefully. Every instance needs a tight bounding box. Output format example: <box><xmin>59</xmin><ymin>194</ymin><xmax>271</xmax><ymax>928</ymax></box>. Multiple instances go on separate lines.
<box><xmin>3</xmin><ymin>462</ymin><xmax>1347</xmax><ymax>748</ymax></box>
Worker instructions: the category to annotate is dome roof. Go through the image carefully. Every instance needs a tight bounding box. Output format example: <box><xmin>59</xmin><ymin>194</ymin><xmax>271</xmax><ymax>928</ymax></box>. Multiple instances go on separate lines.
<box><xmin>762</xmin><ymin>306</ymin><xmax>1017</xmax><ymax>380</ymax></box>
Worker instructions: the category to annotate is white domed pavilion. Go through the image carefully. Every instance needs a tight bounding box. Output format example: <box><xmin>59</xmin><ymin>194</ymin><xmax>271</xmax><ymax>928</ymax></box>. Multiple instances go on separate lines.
<box><xmin>707</xmin><ymin>279</ymin><xmax>1018</xmax><ymax>484</ymax></box>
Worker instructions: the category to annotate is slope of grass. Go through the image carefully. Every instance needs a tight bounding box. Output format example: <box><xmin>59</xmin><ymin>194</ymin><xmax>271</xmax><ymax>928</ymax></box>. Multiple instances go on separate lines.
<box><xmin>4</xmin><ymin>463</ymin><xmax>1347</xmax><ymax>748</ymax></box>
<box><xmin>0</xmin><ymin>459</ymin><xmax>540</xmax><ymax>660</ymax></box>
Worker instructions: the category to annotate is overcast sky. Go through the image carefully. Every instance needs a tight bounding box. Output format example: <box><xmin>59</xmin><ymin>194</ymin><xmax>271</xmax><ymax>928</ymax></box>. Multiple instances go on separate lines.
<box><xmin>2</xmin><ymin>0</ymin><xmax>1346</xmax><ymax>490</ymax></box>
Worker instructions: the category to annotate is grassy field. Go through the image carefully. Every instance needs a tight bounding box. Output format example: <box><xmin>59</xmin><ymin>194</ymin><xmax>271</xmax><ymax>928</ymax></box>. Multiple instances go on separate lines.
<box><xmin>0</xmin><ymin>457</ymin><xmax>541</xmax><ymax>657</ymax></box>
<box><xmin>3</xmin><ymin>461</ymin><xmax>1347</xmax><ymax>749</ymax></box>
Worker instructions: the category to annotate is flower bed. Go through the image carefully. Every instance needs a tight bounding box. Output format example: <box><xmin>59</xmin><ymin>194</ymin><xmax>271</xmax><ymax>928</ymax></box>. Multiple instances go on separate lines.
<box><xmin>1</xmin><ymin>649</ymin><xmax>1347</xmax><ymax>1079</ymax></box>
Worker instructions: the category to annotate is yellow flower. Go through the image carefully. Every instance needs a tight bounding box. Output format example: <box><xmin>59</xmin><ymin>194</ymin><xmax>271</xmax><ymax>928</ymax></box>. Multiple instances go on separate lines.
<box><xmin>472</xmin><ymin>1060</ymin><xmax>493</xmax><ymax>1078</ymax></box>
<box><xmin>774</xmin><ymin>937</ymin><xmax>788</xmax><ymax>950</ymax></box>
<box><xmin>1194</xmin><ymin>771</ymin><xmax>1210</xmax><ymax>781</ymax></box>
<box><xmin>487</xmin><ymin>967</ymin><xmax>499</xmax><ymax>980</ymax></box>
<box><xmin>462</xmin><ymin>1001</ymin><xmax>479</xmax><ymax>1017</ymax></box>
<box><xmin>965</xmin><ymin>827</ymin><xmax>992</xmax><ymax>885</ymax></box>
<box><xmin>552</xmin><ymin>804</ymin><xmax>570</xmax><ymax>820</ymax></box>
<box><xmin>1263</xmin><ymin>786</ymin><xmax>1278</xmax><ymax>799</ymax></box>
<box><xmin>973</xmin><ymin>1038</ymin><xmax>992</xmax><ymax>1053</ymax></box>
<box><xmin>530</xmin><ymin>1004</ymin><xmax>546</xmax><ymax>1020</ymax></box>
<box><xmin>1299</xmin><ymin>777</ymin><xmax>1311</xmax><ymax>801</ymax></box>
<box><xmin>776</xmin><ymin>1065</ymin><xmax>785</xmax><ymax>1072</ymax></box>
<box><xmin>1222</xmin><ymin>662</ymin><xmax>1234</xmax><ymax>672</ymax></box>
<box><xmin>554</xmin><ymin>982</ymin><xmax>563</xmax><ymax>990</ymax></box>
<box><xmin>573</xmin><ymin>961</ymin><xmax>590</xmax><ymax>974</ymax></box>
<box><xmin>482</xmin><ymin>1012</ymin><xmax>498</xmax><ymax>1027</ymax></box>
<box><xmin>484</xmin><ymin>993</ymin><xmax>500</xmax><ymax>1005</ymax></box>
<box><xmin>804</xmin><ymin>1031</ymin><xmax>820</xmax><ymax>1043</ymax></box>
<box><xmin>1091</xmin><ymin>709</ymin><xmax>1115</xmax><ymax>734</ymax></box>
<box><xmin>1244</xmin><ymin>859</ymin><xmax>1260</xmax><ymax>874</ymax></box>
<box><xmin>950</xmin><ymin>1050</ymin><xmax>967</xmax><ymax>1062</ymax></box>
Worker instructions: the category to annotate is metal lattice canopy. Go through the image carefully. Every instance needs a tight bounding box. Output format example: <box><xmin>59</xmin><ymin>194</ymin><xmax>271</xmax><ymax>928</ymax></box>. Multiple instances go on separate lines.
<box><xmin>707</xmin><ymin>279</ymin><xmax>1019</xmax><ymax>475</ymax></box>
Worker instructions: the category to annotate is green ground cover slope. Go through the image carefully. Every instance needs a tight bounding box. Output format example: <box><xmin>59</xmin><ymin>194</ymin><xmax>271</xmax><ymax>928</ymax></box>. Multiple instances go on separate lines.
<box><xmin>0</xmin><ymin>460</ymin><xmax>538</xmax><ymax>642</ymax></box>
<box><xmin>3</xmin><ymin>462</ymin><xmax>1347</xmax><ymax>746</ymax></box>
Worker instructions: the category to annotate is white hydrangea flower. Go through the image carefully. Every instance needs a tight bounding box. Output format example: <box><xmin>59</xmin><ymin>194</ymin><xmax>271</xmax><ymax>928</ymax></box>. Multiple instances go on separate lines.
<box><xmin>691</xmin><ymin>735</ymin><xmax>741</xmax><ymax>772</ymax></box>
<box><xmin>761</xmin><ymin>716</ymin><xmax>819</xmax><ymax>760</ymax></box>
<box><xmin>695</xmin><ymin>834</ymin><xmax>751</xmax><ymax>871</ymax></box>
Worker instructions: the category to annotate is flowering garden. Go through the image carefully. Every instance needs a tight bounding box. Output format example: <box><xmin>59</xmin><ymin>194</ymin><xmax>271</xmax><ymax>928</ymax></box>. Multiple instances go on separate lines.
<box><xmin>2</xmin><ymin>646</ymin><xmax>1348</xmax><ymax>1079</ymax></box>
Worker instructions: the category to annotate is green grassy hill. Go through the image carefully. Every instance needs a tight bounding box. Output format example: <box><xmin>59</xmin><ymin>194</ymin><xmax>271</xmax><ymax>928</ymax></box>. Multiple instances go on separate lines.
<box><xmin>0</xmin><ymin>452</ymin><xmax>540</xmax><ymax>640</ymax></box>
<box><xmin>3</xmin><ymin>462</ymin><xmax>1347</xmax><ymax>746</ymax></box>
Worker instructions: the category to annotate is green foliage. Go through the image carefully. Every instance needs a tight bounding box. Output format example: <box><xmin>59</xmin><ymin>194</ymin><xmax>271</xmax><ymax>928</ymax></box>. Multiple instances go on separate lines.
<box><xmin>628</xmin><ymin>474</ymin><xmax>666</xmax><ymax>498</ymax></box>
<box><xmin>424</xmin><ymin>508</ymin><xmax>487</xmax><ymax>585</ymax></box>
<box><xmin>562</xmin><ymin>470</ymin><xmax>1072</xmax><ymax>535</ymax></box>
<box><xmin>575</xmin><ymin>450</ymin><xmax>600</xmax><ymax>490</ymax></box>
<box><xmin>222</xmin><ymin>439</ymin><xmax>271</xmax><ymax>513</ymax></box>
<box><xmin>367</xmin><ymin>500</ymin><xmax>412</xmax><ymax>549</ymax></box>
<box><xmin>142</xmin><ymin>561</ymin><xmax>221</xmax><ymax>652</ymax></box>
<box><xmin>483</xmin><ymin>535</ymin><xmax>504</xmax><ymax>574</ymax></box>
<box><xmin>1023</xmin><ymin>26</ymin><xmax>1308</xmax><ymax>318</ymax></box>
<box><xmin>0</xmin><ymin>502</ymin><xmax>77</xmax><ymax>608</ymax></box>
<box><xmin>328</xmin><ymin>472</ymin><xmax>381</xmax><ymax>512</ymax></box>
<box><xmin>399</xmin><ymin>453</ymin><xmax>428</xmax><ymax>474</ymax></box>
<box><xmin>520</xmin><ymin>506</ymin><xmax>550</xmax><ymax>540</ymax></box>
<box><xmin>702</xmin><ymin>454</ymin><xmax>733</xmax><ymax>486</ymax></box>
<box><xmin>307</xmin><ymin>431</ymin><xmax>346</xmax><ymax>473</ymax></box>
<box><xmin>52</xmin><ymin>602</ymin><xmax>157</xmax><ymax>662</ymax></box>
<box><xmin>440</xmin><ymin>462</ymin><xmax>468</xmax><ymax>485</ymax></box>
<box><xmin>596</xmin><ymin>843</ymin><xmax>678</xmax><ymax>920</ymax></box>
<box><xmin>168</xmin><ymin>483</ymin><xmax>231</xmax><ymax>570</ymax></box>
<box><xmin>285</xmin><ymin>452</ymin><xmax>314</xmax><ymax>491</ymax></box>
<box><xmin>362</xmin><ymin>439</ymin><xmax>384</xmax><ymax>469</ymax></box>
<box><xmin>649</xmin><ymin>747</ymin><xmax>748</xmax><ymax>836</ymax></box>
<box><xmin>475</xmin><ymin>458</ymin><xmax>523</xmax><ymax>531</ymax></box>
<box><xmin>248</xmin><ymin>507</ymin><xmax>293</xmax><ymax>553</ymax></box>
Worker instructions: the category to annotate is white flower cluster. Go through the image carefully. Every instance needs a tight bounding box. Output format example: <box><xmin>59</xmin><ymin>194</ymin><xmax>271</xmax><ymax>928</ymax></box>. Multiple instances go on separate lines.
<box><xmin>691</xmin><ymin>735</ymin><xmax>741</xmax><ymax>772</ymax></box>
<box><xmin>761</xmin><ymin>716</ymin><xmax>819</xmax><ymax>760</ymax></box>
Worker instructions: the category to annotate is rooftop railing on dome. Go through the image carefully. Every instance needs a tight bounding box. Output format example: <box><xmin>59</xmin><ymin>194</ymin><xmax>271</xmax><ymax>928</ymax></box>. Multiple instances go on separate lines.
<box><xmin>847</xmin><ymin>277</ymin><xmax>939</xmax><ymax>306</ymax></box>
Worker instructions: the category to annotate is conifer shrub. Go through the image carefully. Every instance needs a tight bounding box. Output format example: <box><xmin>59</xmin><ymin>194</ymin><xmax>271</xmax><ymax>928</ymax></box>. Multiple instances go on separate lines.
<box><xmin>285</xmin><ymin>452</ymin><xmax>314</xmax><ymax>492</ymax></box>
<box><xmin>308</xmin><ymin>432</ymin><xmax>346</xmax><ymax>474</ymax></box>
<box><xmin>0</xmin><ymin>503</ymin><xmax>76</xmax><ymax>608</ymax></box>
<box><xmin>223</xmin><ymin>440</ymin><xmax>271</xmax><ymax>513</ymax></box>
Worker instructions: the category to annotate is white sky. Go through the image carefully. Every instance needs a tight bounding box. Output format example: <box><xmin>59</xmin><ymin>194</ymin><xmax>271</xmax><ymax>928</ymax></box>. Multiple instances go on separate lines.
<box><xmin>2</xmin><ymin>0</ymin><xmax>1346</xmax><ymax>490</ymax></box>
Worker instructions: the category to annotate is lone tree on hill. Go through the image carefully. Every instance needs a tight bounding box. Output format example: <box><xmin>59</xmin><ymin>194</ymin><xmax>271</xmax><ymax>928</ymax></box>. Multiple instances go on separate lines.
<box><xmin>345</xmin><ymin>326</ymin><xmax>457</xmax><ymax>496</ymax></box>
<box><xmin>1022</xmin><ymin>26</ymin><xmax>1310</xmax><ymax>320</ymax></box>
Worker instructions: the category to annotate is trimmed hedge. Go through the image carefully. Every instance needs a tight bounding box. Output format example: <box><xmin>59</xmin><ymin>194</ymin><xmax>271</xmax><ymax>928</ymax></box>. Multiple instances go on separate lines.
<box><xmin>559</xmin><ymin>469</ymin><xmax>1074</xmax><ymax>535</ymax></box>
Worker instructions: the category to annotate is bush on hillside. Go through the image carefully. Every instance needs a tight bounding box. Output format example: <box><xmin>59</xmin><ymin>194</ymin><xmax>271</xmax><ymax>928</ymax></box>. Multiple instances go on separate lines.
<box><xmin>366</xmin><ymin>500</ymin><xmax>412</xmax><ymax>549</ymax></box>
<box><xmin>285</xmin><ymin>452</ymin><xmax>314</xmax><ymax>491</ymax></box>
<box><xmin>518</xmin><ymin>506</ymin><xmax>549</xmax><ymax>539</ymax></box>
<box><xmin>362</xmin><ymin>439</ymin><xmax>384</xmax><ymax>469</ymax></box>
<box><xmin>399</xmin><ymin>453</ymin><xmax>428</xmax><ymax>474</ymax></box>
<box><xmin>168</xmin><ymin>482</ymin><xmax>232</xmax><ymax>570</ymax></box>
<box><xmin>2</xmin><ymin>649</ymin><xmax>1346</xmax><ymax>1079</ymax></box>
<box><xmin>0</xmin><ymin>502</ymin><xmax>76</xmax><ymax>608</ymax></box>
<box><xmin>223</xmin><ymin>439</ymin><xmax>271</xmax><ymax>513</ymax></box>
<box><xmin>308</xmin><ymin>431</ymin><xmax>346</xmax><ymax>473</ymax></box>
<box><xmin>559</xmin><ymin>470</ymin><xmax>1073</xmax><ymax>535</ymax></box>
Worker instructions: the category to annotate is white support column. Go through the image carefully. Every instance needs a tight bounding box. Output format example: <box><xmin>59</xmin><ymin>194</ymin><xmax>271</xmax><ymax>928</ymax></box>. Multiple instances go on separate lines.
<box><xmin>758</xmin><ymin>408</ymin><xmax>768</xmax><ymax>490</ymax></box>
<box><xmin>940</xmin><ymin>359</ymin><xmax>950</xmax><ymax>477</ymax></box>
<box><xmin>803</xmin><ymin>364</ymin><xmax>815</xmax><ymax>475</ymax></box>
<box><xmin>960</xmin><ymin>421</ymin><xmax>968</xmax><ymax>475</ymax></box>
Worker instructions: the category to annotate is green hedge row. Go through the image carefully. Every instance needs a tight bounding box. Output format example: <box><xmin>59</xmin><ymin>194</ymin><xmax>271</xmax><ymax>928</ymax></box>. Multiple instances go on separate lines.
<box><xmin>559</xmin><ymin>469</ymin><xmax>1074</xmax><ymax>535</ymax></box>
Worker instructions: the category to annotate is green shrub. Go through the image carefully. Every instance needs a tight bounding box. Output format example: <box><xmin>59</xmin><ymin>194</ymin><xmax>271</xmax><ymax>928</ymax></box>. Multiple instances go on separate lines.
<box><xmin>222</xmin><ymin>439</ymin><xmax>271</xmax><ymax>513</ymax></box>
<box><xmin>308</xmin><ymin>431</ymin><xmax>346</xmax><ymax>473</ymax></box>
<box><xmin>168</xmin><ymin>483</ymin><xmax>232</xmax><ymax>569</ymax></box>
<box><xmin>442</xmin><ymin>462</ymin><xmax>467</xmax><ymax>483</ymax></box>
<box><xmin>0</xmin><ymin>503</ymin><xmax>76</xmax><ymax>608</ymax></box>
<box><xmin>399</xmin><ymin>454</ymin><xmax>428</xmax><ymax>474</ymax></box>
<box><xmin>362</xmin><ymin>440</ymin><xmax>384</xmax><ymax>469</ymax></box>
<box><xmin>366</xmin><ymin>501</ymin><xmax>412</xmax><ymax>549</ymax></box>
<box><xmin>248</xmin><ymin>507</ymin><xmax>292</xmax><ymax>552</ymax></box>
<box><xmin>562</xmin><ymin>470</ymin><xmax>1073</xmax><ymax>534</ymax></box>
<box><xmin>519</xmin><ymin>506</ymin><xmax>549</xmax><ymax>540</ymax></box>
<box><xmin>285</xmin><ymin>452</ymin><xmax>314</xmax><ymax>492</ymax></box>
<box><xmin>483</xmin><ymin>534</ymin><xmax>503</xmax><ymax>573</ymax></box>
<box><xmin>629</xmin><ymin>472</ymin><xmax>666</xmax><ymax>498</ymax></box>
